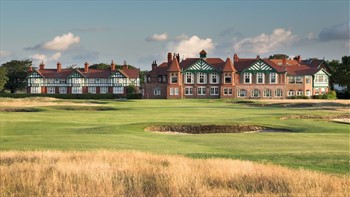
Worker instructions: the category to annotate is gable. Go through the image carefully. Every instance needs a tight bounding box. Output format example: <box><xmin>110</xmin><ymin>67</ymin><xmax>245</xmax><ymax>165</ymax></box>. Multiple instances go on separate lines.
<box><xmin>315</xmin><ymin>69</ymin><xmax>330</xmax><ymax>76</ymax></box>
<box><xmin>244</xmin><ymin>60</ymin><xmax>275</xmax><ymax>73</ymax></box>
<box><xmin>184</xmin><ymin>59</ymin><xmax>216</xmax><ymax>73</ymax></box>
<box><xmin>110</xmin><ymin>71</ymin><xmax>126</xmax><ymax>78</ymax></box>
<box><xmin>27</xmin><ymin>71</ymin><xmax>43</xmax><ymax>78</ymax></box>
<box><xmin>68</xmin><ymin>71</ymin><xmax>85</xmax><ymax>78</ymax></box>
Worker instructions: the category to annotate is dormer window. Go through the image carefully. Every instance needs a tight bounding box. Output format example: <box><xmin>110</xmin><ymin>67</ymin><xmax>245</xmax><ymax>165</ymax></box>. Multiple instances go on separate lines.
<box><xmin>257</xmin><ymin>73</ymin><xmax>264</xmax><ymax>84</ymax></box>
<box><xmin>210</xmin><ymin>73</ymin><xmax>219</xmax><ymax>84</ymax></box>
<box><xmin>185</xmin><ymin>72</ymin><xmax>194</xmax><ymax>84</ymax></box>
<box><xmin>244</xmin><ymin>73</ymin><xmax>252</xmax><ymax>84</ymax></box>
<box><xmin>269</xmin><ymin>73</ymin><xmax>277</xmax><ymax>84</ymax></box>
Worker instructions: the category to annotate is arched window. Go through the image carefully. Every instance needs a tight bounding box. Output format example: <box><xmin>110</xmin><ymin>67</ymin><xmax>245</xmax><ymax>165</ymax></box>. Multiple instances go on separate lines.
<box><xmin>263</xmin><ymin>89</ymin><xmax>271</xmax><ymax>97</ymax></box>
<box><xmin>251</xmin><ymin>89</ymin><xmax>260</xmax><ymax>97</ymax></box>
<box><xmin>274</xmin><ymin>89</ymin><xmax>283</xmax><ymax>97</ymax></box>
<box><xmin>237</xmin><ymin>89</ymin><xmax>247</xmax><ymax>97</ymax></box>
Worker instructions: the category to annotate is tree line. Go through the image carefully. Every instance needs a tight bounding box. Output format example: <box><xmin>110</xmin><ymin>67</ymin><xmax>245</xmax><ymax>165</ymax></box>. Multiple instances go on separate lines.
<box><xmin>0</xmin><ymin>56</ymin><xmax>349</xmax><ymax>95</ymax></box>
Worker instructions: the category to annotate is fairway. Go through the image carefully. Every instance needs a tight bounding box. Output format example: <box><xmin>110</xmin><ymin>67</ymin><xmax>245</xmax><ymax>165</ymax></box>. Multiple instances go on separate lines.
<box><xmin>1</xmin><ymin>98</ymin><xmax>349</xmax><ymax>174</ymax></box>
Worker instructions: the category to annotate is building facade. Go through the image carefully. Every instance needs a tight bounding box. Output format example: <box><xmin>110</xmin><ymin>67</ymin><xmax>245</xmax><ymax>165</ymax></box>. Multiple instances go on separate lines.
<box><xmin>142</xmin><ymin>51</ymin><xmax>330</xmax><ymax>99</ymax></box>
<box><xmin>27</xmin><ymin>61</ymin><xmax>140</xmax><ymax>95</ymax></box>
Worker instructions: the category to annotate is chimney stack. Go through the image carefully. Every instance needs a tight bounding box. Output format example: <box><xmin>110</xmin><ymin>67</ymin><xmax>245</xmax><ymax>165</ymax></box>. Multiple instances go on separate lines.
<box><xmin>233</xmin><ymin>53</ymin><xmax>239</xmax><ymax>62</ymax></box>
<box><xmin>84</xmin><ymin>62</ymin><xmax>89</xmax><ymax>73</ymax></box>
<box><xmin>296</xmin><ymin>55</ymin><xmax>301</xmax><ymax>63</ymax></box>
<box><xmin>28</xmin><ymin>66</ymin><xmax>33</xmax><ymax>73</ymax></box>
<box><xmin>56</xmin><ymin>62</ymin><xmax>62</xmax><ymax>73</ymax></box>
<box><xmin>39</xmin><ymin>62</ymin><xmax>45</xmax><ymax>70</ymax></box>
<box><xmin>111</xmin><ymin>60</ymin><xmax>116</xmax><ymax>71</ymax></box>
<box><xmin>282</xmin><ymin>56</ymin><xmax>287</xmax><ymax>65</ymax></box>
<box><xmin>176</xmin><ymin>54</ymin><xmax>180</xmax><ymax>62</ymax></box>
<box><xmin>256</xmin><ymin>55</ymin><xmax>260</xmax><ymax>59</ymax></box>
<box><xmin>167</xmin><ymin>52</ymin><xmax>172</xmax><ymax>64</ymax></box>
<box><xmin>123</xmin><ymin>60</ymin><xmax>128</xmax><ymax>69</ymax></box>
<box><xmin>152</xmin><ymin>60</ymin><xmax>157</xmax><ymax>70</ymax></box>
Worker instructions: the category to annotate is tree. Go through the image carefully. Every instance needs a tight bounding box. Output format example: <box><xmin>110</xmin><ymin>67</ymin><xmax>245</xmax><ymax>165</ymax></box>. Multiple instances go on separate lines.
<box><xmin>89</xmin><ymin>63</ymin><xmax>110</xmax><ymax>69</ymax></box>
<box><xmin>1</xmin><ymin>60</ymin><xmax>32</xmax><ymax>93</ymax></box>
<box><xmin>330</xmin><ymin>56</ymin><xmax>350</xmax><ymax>94</ymax></box>
<box><xmin>0</xmin><ymin>67</ymin><xmax>8</xmax><ymax>91</ymax></box>
<box><xmin>268</xmin><ymin>54</ymin><xmax>289</xmax><ymax>59</ymax></box>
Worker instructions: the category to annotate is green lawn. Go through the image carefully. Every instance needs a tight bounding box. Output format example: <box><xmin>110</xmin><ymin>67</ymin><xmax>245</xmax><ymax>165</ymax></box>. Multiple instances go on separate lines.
<box><xmin>1</xmin><ymin>99</ymin><xmax>349</xmax><ymax>174</ymax></box>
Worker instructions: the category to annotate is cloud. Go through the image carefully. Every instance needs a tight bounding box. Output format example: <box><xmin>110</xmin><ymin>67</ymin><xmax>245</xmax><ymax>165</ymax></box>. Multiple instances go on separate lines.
<box><xmin>306</xmin><ymin>32</ymin><xmax>317</xmax><ymax>40</ymax></box>
<box><xmin>51</xmin><ymin>52</ymin><xmax>61</xmax><ymax>60</ymax></box>
<box><xmin>167</xmin><ymin>36</ymin><xmax>215</xmax><ymax>59</ymax></box>
<box><xmin>0</xmin><ymin>50</ymin><xmax>11</xmax><ymax>58</ymax></box>
<box><xmin>233</xmin><ymin>28</ymin><xmax>297</xmax><ymax>54</ymax></box>
<box><xmin>30</xmin><ymin>53</ymin><xmax>47</xmax><ymax>63</ymax></box>
<box><xmin>175</xmin><ymin>34</ymin><xmax>190</xmax><ymax>41</ymax></box>
<box><xmin>319</xmin><ymin>21</ymin><xmax>349</xmax><ymax>41</ymax></box>
<box><xmin>26</xmin><ymin>32</ymin><xmax>80</xmax><ymax>51</ymax></box>
<box><xmin>146</xmin><ymin>33</ymin><xmax>168</xmax><ymax>42</ymax></box>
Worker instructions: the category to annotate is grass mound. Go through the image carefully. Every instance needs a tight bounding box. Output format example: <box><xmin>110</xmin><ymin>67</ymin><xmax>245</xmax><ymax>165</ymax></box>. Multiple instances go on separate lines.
<box><xmin>1</xmin><ymin>151</ymin><xmax>348</xmax><ymax>197</ymax></box>
<box><xmin>0</xmin><ymin>107</ymin><xmax>42</xmax><ymax>112</ymax></box>
<box><xmin>51</xmin><ymin>106</ymin><xmax>116</xmax><ymax>111</ymax></box>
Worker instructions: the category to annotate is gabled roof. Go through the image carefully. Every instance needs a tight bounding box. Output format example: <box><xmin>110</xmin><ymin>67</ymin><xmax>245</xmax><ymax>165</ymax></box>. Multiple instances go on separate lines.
<box><xmin>120</xmin><ymin>68</ymin><xmax>140</xmax><ymax>78</ymax></box>
<box><xmin>181</xmin><ymin>58</ymin><xmax>225</xmax><ymax>71</ymax></box>
<box><xmin>222</xmin><ymin>58</ymin><xmax>236</xmax><ymax>72</ymax></box>
<box><xmin>28</xmin><ymin>70</ymin><xmax>45</xmax><ymax>78</ymax></box>
<box><xmin>284</xmin><ymin>65</ymin><xmax>319</xmax><ymax>75</ymax></box>
<box><xmin>301</xmin><ymin>59</ymin><xmax>324</xmax><ymax>68</ymax></box>
<box><xmin>234</xmin><ymin>58</ymin><xmax>285</xmax><ymax>73</ymax></box>
<box><xmin>167</xmin><ymin>57</ymin><xmax>180</xmax><ymax>72</ymax></box>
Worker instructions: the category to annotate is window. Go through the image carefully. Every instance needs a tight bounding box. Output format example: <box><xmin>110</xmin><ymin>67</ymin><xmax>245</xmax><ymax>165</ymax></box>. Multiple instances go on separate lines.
<box><xmin>113</xmin><ymin>87</ymin><xmax>124</xmax><ymax>94</ymax></box>
<box><xmin>244</xmin><ymin>73</ymin><xmax>251</xmax><ymax>84</ymax></box>
<box><xmin>270</xmin><ymin>73</ymin><xmax>277</xmax><ymax>84</ymax></box>
<box><xmin>275</xmin><ymin>89</ymin><xmax>283</xmax><ymax>97</ymax></box>
<box><xmin>100</xmin><ymin>87</ymin><xmax>108</xmax><ymax>94</ymax></box>
<box><xmin>96</xmin><ymin>78</ymin><xmax>100</xmax><ymax>83</ymax></box>
<box><xmin>305</xmin><ymin>76</ymin><xmax>311</xmax><ymax>84</ymax></box>
<box><xmin>237</xmin><ymin>89</ymin><xmax>247</xmax><ymax>97</ymax></box>
<box><xmin>224</xmin><ymin>73</ymin><xmax>232</xmax><ymax>84</ymax></box>
<box><xmin>288</xmin><ymin>90</ymin><xmax>294</xmax><ymax>96</ymax></box>
<box><xmin>154</xmin><ymin>88</ymin><xmax>161</xmax><ymax>95</ymax></box>
<box><xmin>306</xmin><ymin>90</ymin><xmax>311</xmax><ymax>96</ymax></box>
<box><xmin>72</xmin><ymin>78</ymin><xmax>82</xmax><ymax>84</ymax></box>
<box><xmin>72</xmin><ymin>87</ymin><xmax>82</xmax><ymax>94</ymax></box>
<box><xmin>170</xmin><ymin>88</ymin><xmax>179</xmax><ymax>96</ymax></box>
<box><xmin>162</xmin><ymin>75</ymin><xmax>167</xmax><ymax>82</ymax></box>
<box><xmin>197</xmin><ymin>87</ymin><xmax>206</xmax><ymax>95</ymax></box>
<box><xmin>100</xmin><ymin>78</ymin><xmax>107</xmax><ymax>83</ymax></box>
<box><xmin>315</xmin><ymin>75</ymin><xmax>327</xmax><ymax>83</ymax></box>
<box><xmin>314</xmin><ymin>88</ymin><xmax>319</xmax><ymax>95</ymax></box>
<box><xmin>296</xmin><ymin>90</ymin><xmax>303</xmax><ymax>96</ymax></box>
<box><xmin>251</xmin><ymin>89</ymin><xmax>260</xmax><ymax>97</ymax></box>
<box><xmin>88</xmin><ymin>87</ymin><xmax>96</xmax><ymax>94</ymax></box>
<box><xmin>88</xmin><ymin>78</ymin><xmax>95</xmax><ymax>84</ymax></box>
<box><xmin>55</xmin><ymin>78</ymin><xmax>60</xmax><ymax>83</ymax></box>
<box><xmin>210</xmin><ymin>87</ymin><xmax>219</xmax><ymax>95</ymax></box>
<box><xmin>210</xmin><ymin>73</ymin><xmax>219</xmax><ymax>84</ymax></box>
<box><xmin>31</xmin><ymin>87</ymin><xmax>41</xmax><ymax>94</ymax></box>
<box><xmin>185</xmin><ymin>87</ymin><xmax>193</xmax><ymax>95</ymax></box>
<box><xmin>263</xmin><ymin>89</ymin><xmax>271</xmax><ymax>97</ymax></box>
<box><xmin>321</xmin><ymin>88</ymin><xmax>326</xmax><ymax>94</ymax></box>
<box><xmin>60</xmin><ymin>79</ymin><xmax>66</xmax><ymax>84</ymax></box>
<box><xmin>59</xmin><ymin>87</ymin><xmax>67</xmax><ymax>94</ymax></box>
<box><xmin>47</xmin><ymin>87</ymin><xmax>55</xmax><ymax>94</ymax></box>
<box><xmin>170</xmin><ymin>73</ymin><xmax>178</xmax><ymax>84</ymax></box>
<box><xmin>47</xmin><ymin>79</ymin><xmax>54</xmax><ymax>84</ymax></box>
<box><xmin>185</xmin><ymin>72</ymin><xmax>194</xmax><ymax>84</ymax></box>
<box><xmin>288</xmin><ymin>76</ymin><xmax>295</xmax><ymax>84</ymax></box>
<box><xmin>224</xmin><ymin>88</ymin><xmax>232</xmax><ymax>95</ymax></box>
<box><xmin>197</xmin><ymin>73</ymin><xmax>207</xmax><ymax>84</ymax></box>
<box><xmin>158</xmin><ymin>76</ymin><xmax>162</xmax><ymax>82</ymax></box>
<box><xmin>296</xmin><ymin>76</ymin><xmax>303</xmax><ymax>84</ymax></box>
<box><xmin>257</xmin><ymin>73</ymin><xmax>264</xmax><ymax>84</ymax></box>
<box><xmin>146</xmin><ymin>76</ymin><xmax>151</xmax><ymax>83</ymax></box>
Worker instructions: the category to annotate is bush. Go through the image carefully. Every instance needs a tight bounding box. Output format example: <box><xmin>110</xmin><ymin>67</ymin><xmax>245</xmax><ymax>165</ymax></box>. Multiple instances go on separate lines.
<box><xmin>0</xmin><ymin>93</ymin><xmax>142</xmax><ymax>99</ymax></box>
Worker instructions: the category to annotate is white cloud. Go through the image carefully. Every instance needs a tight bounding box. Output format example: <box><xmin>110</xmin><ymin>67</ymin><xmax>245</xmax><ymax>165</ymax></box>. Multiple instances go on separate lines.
<box><xmin>175</xmin><ymin>34</ymin><xmax>190</xmax><ymax>41</ymax></box>
<box><xmin>30</xmin><ymin>53</ymin><xmax>47</xmax><ymax>63</ymax></box>
<box><xmin>306</xmin><ymin>32</ymin><xmax>317</xmax><ymax>40</ymax></box>
<box><xmin>146</xmin><ymin>33</ymin><xmax>168</xmax><ymax>42</ymax></box>
<box><xmin>42</xmin><ymin>32</ymin><xmax>80</xmax><ymax>51</ymax></box>
<box><xmin>0</xmin><ymin>50</ymin><xmax>11</xmax><ymax>58</ymax></box>
<box><xmin>51</xmin><ymin>52</ymin><xmax>61</xmax><ymax>60</ymax></box>
<box><xmin>167</xmin><ymin>35</ymin><xmax>215</xmax><ymax>59</ymax></box>
<box><xmin>233</xmin><ymin>28</ymin><xmax>297</xmax><ymax>54</ymax></box>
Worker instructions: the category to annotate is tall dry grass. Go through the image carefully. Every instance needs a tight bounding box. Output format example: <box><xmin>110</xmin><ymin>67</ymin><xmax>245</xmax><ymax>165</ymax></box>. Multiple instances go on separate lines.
<box><xmin>0</xmin><ymin>151</ymin><xmax>349</xmax><ymax>196</ymax></box>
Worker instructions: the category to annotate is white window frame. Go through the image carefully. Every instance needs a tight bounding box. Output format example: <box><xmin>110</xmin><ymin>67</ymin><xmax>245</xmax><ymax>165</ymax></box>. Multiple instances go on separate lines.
<box><xmin>100</xmin><ymin>87</ymin><xmax>108</xmax><ymax>94</ymax></box>
<box><xmin>59</xmin><ymin>87</ymin><xmax>67</xmax><ymax>94</ymax></box>
<box><xmin>224</xmin><ymin>73</ymin><xmax>232</xmax><ymax>84</ymax></box>
<box><xmin>113</xmin><ymin>87</ymin><xmax>124</xmax><ymax>94</ymax></box>
<box><xmin>305</xmin><ymin>76</ymin><xmax>311</xmax><ymax>84</ymax></box>
<box><xmin>170</xmin><ymin>73</ymin><xmax>178</xmax><ymax>84</ymax></box>
<box><xmin>31</xmin><ymin>87</ymin><xmax>41</xmax><ymax>94</ymax></box>
<box><xmin>153</xmin><ymin>88</ymin><xmax>161</xmax><ymax>96</ymax></box>
<box><xmin>210</xmin><ymin>73</ymin><xmax>219</xmax><ymax>84</ymax></box>
<box><xmin>296</xmin><ymin>90</ymin><xmax>303</xmax><ymax>96</ymax></box>
<box><xmin>170</xmin><ymin>87</ymin><xmax>178</xmax><ymax>95</ymax></box>
<box><xmin>197</xmin><ymin>72</ymin><xmax>207</xmax><ymax>84</ymax></box>
<box><xmin>210</xmin><ymin>86</ymin><xmax>219</xmax><ymax>95</ymax></box>
<box><xmin>295</xmin><ymin>76</ymin><xmax>303</xmax><ymax>84</ymax></box>
<box><xmin>72</xmin><ymin>87</ymin><xmax>82</xmax><ymax>94</ymax></box>
<box><xmin>184</xmin><ymin>86</ymin><xmax>193</xmax><ymax>95</ymax></box>
<box><xmin>288</xmin><ymin>90</ymin><xmax>294</xmax><ymax>96</ymax></box>
<box><xmin>306</xmin><ymin>90</ymin><xmax>311</xmax><ymax>96</ymax></box>
<box><xmin>270</xmin><ymin>73</ymin><xmax>277</xmax><ymax>84</ymax></box>
<box><xmin>88</xmin><ymin>87</ymin><xmax>96</xmax><ymax>94</ymax></box>
<box><xmin>274</xmin><ymin>89</ymin><xmax>283</xmax><ymax>97</ymax></box>
<box><xmin>185</xmin><ymin>72</ymin><xmax>194</xmax><ymax>84</ymax></box>
<box><xmin>47</xmin><ymin>87</ymin><xmax>55</xmax><ymax>94</ymax></box>
<box><xmin>251</xmin><ymin>89</ymin><xmax>260</xmax><ymax>97</ymax></box>
<box><xmin>197</xmin><ymin>86</ymin><xmax>206</xmax><ymax>95</ymax></box>
<box><xmin>257</xmin><ymin>73</ymin><xmax>265</xmax><ymax>84</ymax></box>
<box><xmin>244</xmin><ymin>73</ymin><xmax>252</xmax><ymax>84</ymax></box>
<box><xmin>237</xmin><ymin>89</ymin><xmax>247</xmax><ymax>97</ymax></box>
<box><xmin>288</xmin><ymin>76</ymin><xmax>295</xmax><ymax>84</ymax></box>
<box><xmin>263</xmin><ymin>89</ymin><xmax>271</xmax><ymax>97</ymax></box>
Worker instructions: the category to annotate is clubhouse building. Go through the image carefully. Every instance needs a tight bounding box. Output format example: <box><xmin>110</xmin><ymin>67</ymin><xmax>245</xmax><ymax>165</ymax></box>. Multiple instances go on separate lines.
<box><xmin>26</xmin><ymin>61</ymin><xmax>140</xmax><ymax>95</ymax></box>
<box><xmin>142</xmin><ymin>50</ymin><xmax>330</xmax><ymax>99</ymax></box>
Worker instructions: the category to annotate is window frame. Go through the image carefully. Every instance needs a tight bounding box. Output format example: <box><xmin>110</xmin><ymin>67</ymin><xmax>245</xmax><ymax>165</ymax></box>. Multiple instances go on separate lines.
<box><xmin>197</xmin><ymin>72</ymin><xmax>207</xmax><ymax>84</ymax></box>
<box><xmin>210</xmin><ymin>86</ymin><xmax>219</xmax><ymax>95</ymax></box>
<box><xmin>263</xmin><ymin>89</ymin><xmax>271</xmax><ymax>97</ymax></box>
<box><xmin>269</xmin><ymin>73</ymin><xmax>277</xmax><ymax>84</ymax></box>
<box><xmin>244</xmin><ymin>73</ymin><xmax>252</xmax><ymax>84</ymax></box>
<box><xmin>256</xmin><ymin>73</ymin><xmax>265</xmax><ymax>84</ymax></box>
<box><xmin>237</xmin><ymin>89</ymin><xmax>247</xmax><ymax>97</ymax></box>
<box><xmin>210</xmin><ymin>73</ymin><xmax>219</xmax><ymax>84</ymax></box>
<box><xmin>184</xmin><ymin>86</ymin><xmax>193</xmax><ymax>95</ymax></box>
<box><xmin>185</xmin><ymin>72</ymin><xmax>194</xmax><ymax>84</ymax></box>
<box><xmin>197</xmin><ymin>86</ymin><xmax>206</xmax><ymax>95</ymax></box>
<box><xmin>251</xmin><ymin>89</ymin><xmax>260</xmax><ymax>97</ymax></box>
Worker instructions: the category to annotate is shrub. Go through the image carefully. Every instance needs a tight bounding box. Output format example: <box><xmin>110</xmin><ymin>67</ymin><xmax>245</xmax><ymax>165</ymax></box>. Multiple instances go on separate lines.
<box><xmin>0</xmin><ymin>93</ymin><xmax>142</xmax><ymax>99</ymax></box>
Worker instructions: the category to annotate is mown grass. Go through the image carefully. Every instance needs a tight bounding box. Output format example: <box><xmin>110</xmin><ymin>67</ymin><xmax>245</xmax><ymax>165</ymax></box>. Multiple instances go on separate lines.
<box><xmin>0</xmin><ymin>99</ymin><xmax>349</xmax><ymax>174</ymax></box>
<box><xmin>1</xmin><ymin>151</ymin><xmax>349</xmax><ymax>197</ymax></box>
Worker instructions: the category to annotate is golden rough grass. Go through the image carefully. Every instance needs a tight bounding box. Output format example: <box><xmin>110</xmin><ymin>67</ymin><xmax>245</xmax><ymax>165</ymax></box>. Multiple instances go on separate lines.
<box><xmin>0</xmin><ymin>97</ymin><xmax>98</xmax><ymax>108</ymax></box>
<box><xmin>0</xmin><ymin>151</ymin><xmax>349</xmax><ymax>197</ymax></box>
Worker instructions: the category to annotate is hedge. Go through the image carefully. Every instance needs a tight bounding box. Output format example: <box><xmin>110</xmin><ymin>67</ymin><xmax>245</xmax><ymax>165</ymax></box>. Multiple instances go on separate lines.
<box><xmin>0</xmin><ymin>93</ymin><xmax>142</xmax><ymax>99</ymax></box>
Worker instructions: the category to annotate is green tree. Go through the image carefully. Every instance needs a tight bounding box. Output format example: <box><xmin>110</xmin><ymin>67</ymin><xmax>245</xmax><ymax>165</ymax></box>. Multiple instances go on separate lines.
<box><xmin>89</xmin><ymin>63</ymin><xmax>110</xmax><ymax>69</ymax></box>
<box><xmin>330</xmin><ymin>56</ymin><xmax>350</xmax><ymax>94</ymax></box>
<box><xmin>268</xmin><ymin>54</ymin><xmax>289</xmax><ymax>59</ymax></box>
<box><xmin>0</xmin><ymin>67</ymin><xmax>8</xmax><ymax>91</ymax></box>
<box><xmin>1</xmin><ymin>60</ymin><xmax>32</xmax><ymax>93</ymax></box>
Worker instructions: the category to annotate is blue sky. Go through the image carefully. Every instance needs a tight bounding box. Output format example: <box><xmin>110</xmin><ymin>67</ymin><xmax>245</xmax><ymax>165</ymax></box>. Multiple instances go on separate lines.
<box><xmin>1</xmin><ymin>0</ymin><xmax>349</xmax><ymax>70</ymax></box>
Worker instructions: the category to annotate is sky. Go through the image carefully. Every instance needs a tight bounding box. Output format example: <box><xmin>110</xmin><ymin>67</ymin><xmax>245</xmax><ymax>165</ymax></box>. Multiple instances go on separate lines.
<box><xmin>0</xmin><ymin>0</ymin><xmax>349</xmax><ymax>70</ymax></box>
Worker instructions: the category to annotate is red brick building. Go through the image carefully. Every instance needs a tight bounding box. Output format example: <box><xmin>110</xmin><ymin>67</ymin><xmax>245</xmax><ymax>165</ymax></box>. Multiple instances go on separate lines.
<box><xmin>27</xmin><ymin>61</ymin><xmax>140</xmax><ymax>95</ymax></box>
<box><xmin>142</xmin><ymin>51</ymin><xmax>330</xmax><ymax>99</ymax></box>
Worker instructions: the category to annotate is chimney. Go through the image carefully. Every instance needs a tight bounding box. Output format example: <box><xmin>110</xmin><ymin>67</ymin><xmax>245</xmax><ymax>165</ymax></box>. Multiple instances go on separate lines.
<box><xmin>256</xmin><ymin>55</ymin><xmax>260</xmax><ymax>59</ymax></box>
<box><xmin>28</xmin><ymin>66</ymin><xmax>33</xmax><ymax>73</ymax></box>
<box><xmin>282</xmin><ymin>56</ymin><xmax>287</xmax><ymax>65</ymax></box>
<box><xmin>297</xmin><ymin>55</ymin><xmax>301</xmax><ymax>63</ymax></box>
<box><xmin>152</xmin><ymin>60</ymin><xmax>157</xmax><ymax>70</ymax></box>
<box><xmin>111</xmin><ymin>60</ymin><xmax>116</xmax><ymax>71</ymax></box>
<box><xmin>233</xmin><ymin>53</ymin><xmax>239</xmax><ymax>62</ymax></box>
<box><xmin>57</xmin><ymin>62</ymin><xmax>62</xmax><ymax>73</ymax></box>
<box><xmin>176</xmin><ymin>54</ymin><xmax>180</xmax><ymax>62</ymax></box>
<box><xmin>39</xmin><ymin>62</ymin><xmax>45</xmax><ymax>70</ymax></box>
<box><xmin>84</xmin><ymin>62</ymin><xmax>89</xmax><ymax>73</ymax></box>
<box><xmin>167</xmin><ymin>52</ymin><xmax>173</xmax><ymax>63</ymax></box>
<box><xmin>123</xmin><ymin>60</ymin><xmax>128</xmax><ymax>69</ymax></box>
